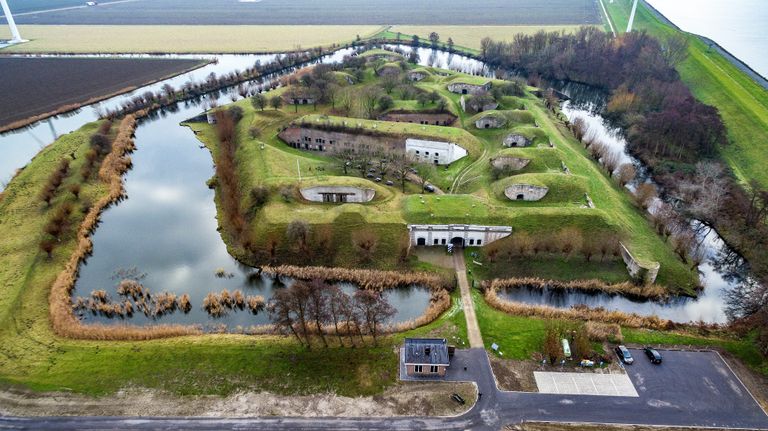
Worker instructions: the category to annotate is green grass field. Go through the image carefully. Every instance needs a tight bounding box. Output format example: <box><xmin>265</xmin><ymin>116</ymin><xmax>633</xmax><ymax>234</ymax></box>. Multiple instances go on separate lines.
<box><xmin>0</xmin><ymin>25</ymin><xmax>383</xmax><ymax>53</ymax></box>
<box><xmin>602</xmin><ymin>0</ymin><xmax>768</xmax><ymax>190</ymax></box>
<box><xmin>190</xmin><ymin>61</ymin><xmax>698</xmax><ymax>292</ymax></box>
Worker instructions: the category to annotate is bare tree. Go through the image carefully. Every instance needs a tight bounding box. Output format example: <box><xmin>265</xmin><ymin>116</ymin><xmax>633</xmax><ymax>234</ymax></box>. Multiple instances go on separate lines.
<box><xmin>270</xmin><ymin>95</ymin><xmax>283</xmax><ymax>111</ymax></box>
<box><xmin>359</xmin><ymin>87</ymin><xmax>381</xmax><ymax>119</ymax></box>
<box><xmin>616</xmin><ymin>163</ymin><xmax>636</xmax><ymax>186</ymax></box>
<box><xmin>251</xmin><ymin>94</ymin><xmax>267</xmax><ymax>111</ymax></box>
<box><xmin>354</xmin><ymin>290</ymin><xmax>395</xmax><ymax>346</ymax></box>
<box><xmin>286</xmin><ymin>219</ymin><xmax>311</xmax><ymax>251</ymax></box>
<box><xmin>307</xmin><ymin>279</ymin><xmax>330</xmax><ymax>348</ymax></box>
<box><xmin>352</xmin><ymin>230</ymin><xmax>379</xmax><ymax>263</ymax></box>
<box><xmin>268</xmin><ymin>287</ymin><xmax>305</xmax><ymax>347</ymax></box>
<box><xmin>327</xmin><ymin>285</ymin><xmax>351</xmax><ymax>346</ymax></box>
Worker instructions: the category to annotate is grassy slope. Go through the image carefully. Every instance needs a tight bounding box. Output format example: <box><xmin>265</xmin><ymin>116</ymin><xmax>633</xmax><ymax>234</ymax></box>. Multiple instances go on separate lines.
<box><xmin>197</xmin><ymin>68</ymin><xmax>696</xmax><ymax>291</ymax></box>
<box><xmin>0</xmin><ymin>25</ymin><xmax>383</xmax><ymax>54</ymax></box>
<box><xmin>603</xmin><ymin>0</ymin><xmax>768</xmax><ymax>189</ymax></box>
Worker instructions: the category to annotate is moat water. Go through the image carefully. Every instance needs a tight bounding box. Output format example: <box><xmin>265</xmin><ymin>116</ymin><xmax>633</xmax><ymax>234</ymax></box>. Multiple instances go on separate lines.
<box><xmin>0</xmin><ymin>45</ymin><xmax>759</xmax><ymax>325</ymax></box>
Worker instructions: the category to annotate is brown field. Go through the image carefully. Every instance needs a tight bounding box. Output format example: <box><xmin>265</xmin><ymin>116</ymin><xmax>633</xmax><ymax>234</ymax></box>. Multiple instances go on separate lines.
<box><xmin>0</xmin><ymin>25</ymin><xmax>383</xmax><ymax>54</ymax></box>
<box><xmin>0</xmin><ymin>57</ymin><xmax>206</xmax><ymax>132</ymax></box>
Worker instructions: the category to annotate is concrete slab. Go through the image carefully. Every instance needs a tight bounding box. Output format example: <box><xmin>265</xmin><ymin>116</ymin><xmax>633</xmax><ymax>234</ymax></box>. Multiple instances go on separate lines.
<box><xmin>534</xmin><ymin>371</ymin><xmax>639</xmax><ymax>397</ymax></box>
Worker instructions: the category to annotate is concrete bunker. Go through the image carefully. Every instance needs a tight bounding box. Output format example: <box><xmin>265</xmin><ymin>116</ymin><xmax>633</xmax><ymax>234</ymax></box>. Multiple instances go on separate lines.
<box><xmin>300</xmin><ymin>186</ymin><xmax>375</xmax><ymax>203</ymax></box>
<box><xmin>503</xmin><ymin>133</ymin><xmax>531</xmax><ymax>147</ymax></box>
<box><xmin>504</xmin><ymin>184</ymin><xmax>549</xmax><ymax>201</ymax></box>
<box><xmin>475</xmin><ymin>114</ymin><xmax>505</xmax><ymax>129</ymax></box>
<box><xmin>490</xmin><ymin>157</ymin><xmax>531</xmax><ymax>171</ymax></box>
<box><xmin>408</xmin><ymin>224</ymin><xmax>512</xmax><ymax>248</ymax></box>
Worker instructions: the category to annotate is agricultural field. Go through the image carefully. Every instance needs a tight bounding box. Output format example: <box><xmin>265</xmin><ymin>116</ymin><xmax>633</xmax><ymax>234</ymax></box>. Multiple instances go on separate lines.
<box><xmin>0</xmin><ymin>25</ymin><xmax>383</xmax><ymax>54</ymax></box>
<box><xmin>602</xmin><ymin>0</ymin><xmax>768</xmax><ymax>189</ymax></box>
<box><xmin>0</xmin><ymin>57</ymin><xmax>206</xmax><ymax>131</ymax></box>
<box><xmin>4</xmin><ymin>0</ymin><xmax>601</xmax><ymax>25</ymax></box>
<box><xmin>189</xmin><ymin>52</ymin><xmax>698</xmax><ymax>293</ymax></box>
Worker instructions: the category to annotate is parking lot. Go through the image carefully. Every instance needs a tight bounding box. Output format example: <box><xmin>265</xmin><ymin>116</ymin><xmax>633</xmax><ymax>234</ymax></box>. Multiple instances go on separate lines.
<box><xmin>534</xmin><ymin>371</ymin><xmax>638</xmax><ymax>397</ymax></box>
<box><xmin>623</xmin><ymin>349</ymin><xmax>767</xmax><ymax>424</ymax></box>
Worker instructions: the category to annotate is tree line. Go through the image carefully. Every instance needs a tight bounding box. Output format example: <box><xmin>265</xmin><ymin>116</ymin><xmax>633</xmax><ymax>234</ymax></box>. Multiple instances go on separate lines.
<box><xmin>267</xmin><ymin>278</ymin><xmax>396</xmax><ymax>349</ymax></box>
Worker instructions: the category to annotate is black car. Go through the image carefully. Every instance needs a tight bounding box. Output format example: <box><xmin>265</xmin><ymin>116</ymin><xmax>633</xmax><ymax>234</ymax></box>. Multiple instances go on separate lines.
<box><xmin>615</xmin><ymin>345</ymin><xmax>634</xmax><ymax>364</ymax></box>
<box><xmin>644</xmin><ymin>347</ymin><xmax>663</xmax><ymax>364</ymax></box>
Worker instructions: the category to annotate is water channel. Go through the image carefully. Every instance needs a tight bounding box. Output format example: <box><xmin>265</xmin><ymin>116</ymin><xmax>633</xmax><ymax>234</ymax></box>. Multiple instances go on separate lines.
<box><xmin>0</xmin><ymin>45</ymin><xmax>759</xmax><ymax>326</ymax></box>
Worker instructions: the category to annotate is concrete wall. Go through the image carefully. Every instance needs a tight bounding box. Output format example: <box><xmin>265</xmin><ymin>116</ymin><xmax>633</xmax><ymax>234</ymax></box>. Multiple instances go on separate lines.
<box><xmin>300</xmin><ymin>186</ymin><xmax>375</xmax><ymax>203</ymax></box>
<box><xmin>475</xmin><ymin>115</ymin><xmax>505</xmax><ymax>129</ymax></box>
<box><xmin>503</xmin><ymin>133</ymin><xmax>531</xmax><ymax>147</ymax></box>
<box><xmin>408</xmin><ymin>224</ymin><xmax>512</xmax><ymax>247</ymax></box>
<box><xmin>619</xmin><ymin>243</ymin><xmax>660</xmax><ymax>284</ymax></box>
<box><xmin>448</xmin><ymin>82</ymin><xmax>491</xmax><ymax>95</ymax></box>
<box><xmin>378</xmin><ymin>112</ymin><xmax>456</xmax><ymax>126</ymax></box>
<box><xmin>504</xmin><ymin>184</ymin><xmax>549</xmax><ymax>201</ymax></box>
<box><xmin>491</xmin><ymin>156</ymin><xmax>530</xmax><ymax>171</ymax></box>
<box><xmin>405</xmin><ymin>138</ymin><xmax>467</xmax><ymax>165</ymax></box>
<box><xmin>279</xmin><ymin>126</ymin><xmax>402</xmax><ymax>155</ymax></box>
<box><xmin>279</xmin><ymin>126</ymin><xmax>468</xmax><ymax>166</ymax></box>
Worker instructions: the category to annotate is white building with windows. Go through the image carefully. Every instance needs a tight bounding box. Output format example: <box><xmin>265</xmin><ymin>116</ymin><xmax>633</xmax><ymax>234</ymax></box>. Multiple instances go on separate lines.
<box><xmin>405</xmin><ymin>138</ymin><xmax>467</xmax><ymax>165</ymax></box>
<box><xmin>407</xmin><ymin>224</ymin><xmax>512</xmax><ymax>248</ymax></box>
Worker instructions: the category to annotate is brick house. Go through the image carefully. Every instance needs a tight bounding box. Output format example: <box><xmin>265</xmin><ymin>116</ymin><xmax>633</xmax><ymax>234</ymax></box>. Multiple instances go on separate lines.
<box><xmin>403</xmin><ymin>338</ymin><xmax>450</xmax><ymax>377</ymax></box>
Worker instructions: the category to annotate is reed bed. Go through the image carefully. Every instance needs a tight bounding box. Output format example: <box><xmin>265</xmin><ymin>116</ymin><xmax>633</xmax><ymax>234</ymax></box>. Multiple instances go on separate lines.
<box><xmin>261</xmin><ymin>265</ymin><xmax>453</xmax><ymax>291</ymax></box>
<box><xmin>74</xmin><ymin>282</ymin><xmax>186</xmax><ymax>320</ymax></box>
<box><xmin>483</xmin><ymin>284</ymin><xmax>674</xmax><ymax>330</ymax></box>
<box><xmin>484</xmin><ymin>277</ymin><xmax>669</xmax><ymax>301</ymax></box>
<box><xmin>202</xmin><ymin>289</ymin><xmax>264</xmax><ymax>317</ymax></box>
<box><xmin>49</xmin><ymin>114</ymin><xmax>201</xmax><ymax>340</ymax></box>
<box><xmin>585</xmin><ymin>321</ymin><xmax>623</xmax><ymax>343</ymax></box>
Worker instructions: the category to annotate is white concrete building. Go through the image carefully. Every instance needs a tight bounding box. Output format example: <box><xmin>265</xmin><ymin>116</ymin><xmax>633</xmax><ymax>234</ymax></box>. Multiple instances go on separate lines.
<box><xmin>408</xmin><ymin>224</ymin><xmax>512</xmax><ymax>247</ymax></box>
<box><xmin>300</xmin><ymin>186</ymin><xmax>375</xmax><ymax>203</ymax></box>
<box><xmin>405</xmin><ymin>138</ymin><xmax>467</xmax><ymax>165</ymax></box>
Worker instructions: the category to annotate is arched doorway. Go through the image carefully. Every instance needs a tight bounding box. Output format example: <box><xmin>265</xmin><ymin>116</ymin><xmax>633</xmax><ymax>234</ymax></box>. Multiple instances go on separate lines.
<box><xmin>450</xmin><ymin>237</ymin><xmax>465</xmax><ymax>248</ymax></box>
<box><xmin>417</xmin><ymin>237</ymin><xmax>426</xmax><ymax>246</ymax></box>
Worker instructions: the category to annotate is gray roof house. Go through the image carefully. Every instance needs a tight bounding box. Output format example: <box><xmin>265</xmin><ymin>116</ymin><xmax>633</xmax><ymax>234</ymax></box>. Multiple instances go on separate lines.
<box><xmin>403</xmin><ymin>338</ymin><xmax>450</xmax><ymax>377</ymax></box>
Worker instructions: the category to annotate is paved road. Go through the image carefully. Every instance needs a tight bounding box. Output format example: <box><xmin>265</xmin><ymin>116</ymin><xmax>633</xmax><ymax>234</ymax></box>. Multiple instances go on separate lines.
<box><xmin>453</xmin><ymin>251</ymin><xmax>483</xmax><ymax>348</ymax></box>
<box><xmin>3</xmin><ymin>347</ymin><xmax>767</xmax><ymax>430</ymax></box>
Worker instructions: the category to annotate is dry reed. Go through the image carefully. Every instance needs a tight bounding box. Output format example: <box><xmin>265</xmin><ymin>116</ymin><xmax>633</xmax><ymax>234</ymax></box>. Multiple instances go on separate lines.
<box><xmin>49</xmin><ymin>114</ymin><xmax>201</xmax><ymax>340</ymax></box>
<box><xmin>585</xmin><ymin>321</ymin><xmax>624</xmax><ymax>343</ymax></box>
<box><xmin>483</xmin><ymin>285</ymin><xmax>674</xmax><ymax>330</ymax></box>
<box><xmin>484</xmin><ymin>277</ymin><xmax>668</xmax><ymax>301</ymax></box>
<box><xmin>261</xmin><ymin>265</ymin><xmax>453</xmax><ymax>291</ymax></box>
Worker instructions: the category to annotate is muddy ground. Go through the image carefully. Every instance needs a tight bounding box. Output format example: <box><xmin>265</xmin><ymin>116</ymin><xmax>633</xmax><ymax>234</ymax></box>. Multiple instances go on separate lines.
<box><xmin>0</xmin><ymin>381</ymin><xmax>476</xmax><ymax>417</ymax></box>
<box><xmin>489</xmin><ymin>356</ymin><xmax>625</xmax><ymax>392</ymax></box>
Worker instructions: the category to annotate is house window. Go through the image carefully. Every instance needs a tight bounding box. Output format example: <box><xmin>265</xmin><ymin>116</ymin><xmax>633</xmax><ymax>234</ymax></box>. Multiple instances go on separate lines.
<box><xmin>414</xmin><ymin>365</ymin><xmax>423</xmax><ymax>373</ymax></box>
<box><xmin>430</xmin><ymin>365</ymin><xmax>438</xmax><ymax>373</ymax></box>
<box><xmin>425</xmin><ymin>152</ymin><xmax>429</xmax><ymax>156</ymax></box>
<box><xmin>415</xmin><ymin>150</ymin><xmax>420</xmax><ymax>154</ymax></box>
<box><xmin>469</xmin><ymin>239</ymin><xmax>475</xmax><ymax>245</ymax></box>
<box><xmin>477</xmin><ymin>239</ymin><xmax>482</xmax><ymax>245</ymax></box>
<box><xmin>441</xmin><ymin>239</ymin><xmax>446</xmax><ymax>245</ymax></box>
<box><xmin>433</xmin><ymin>239</ymin><xmax>439</xmax><ymax>245</ymax></box>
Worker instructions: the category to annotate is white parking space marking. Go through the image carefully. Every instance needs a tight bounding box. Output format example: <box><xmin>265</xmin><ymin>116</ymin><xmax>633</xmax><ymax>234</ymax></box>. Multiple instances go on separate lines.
<box><xmin>534</xmin><ymin>372</ymin><xmax>639</xmax><ymax>397</ymax></box>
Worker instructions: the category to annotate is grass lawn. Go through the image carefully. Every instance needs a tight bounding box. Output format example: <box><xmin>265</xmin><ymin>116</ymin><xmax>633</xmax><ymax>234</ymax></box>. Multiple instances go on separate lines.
<box><xmin>0</xmin><ymin>120</ymin><xmax>465</xmax><ymax>396</ymax></box>
<box><xmin>602</xmin><ymin>0</ymin><xmax>768</xmax><ymax>189</ymax></box>
<box><xmin>0</xmin><ymin>25</ymin><xmax>384</xmax><ymax>54</ymax></box>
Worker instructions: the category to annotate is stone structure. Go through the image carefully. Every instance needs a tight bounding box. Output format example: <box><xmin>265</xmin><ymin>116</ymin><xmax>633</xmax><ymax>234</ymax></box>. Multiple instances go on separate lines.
<box><xmin>300</xmin><ymin>186</ymin><xmax>375</xmax><ymax>203</ymax></box>
<box><xmin>504</xmin><ymin>184</ymin><xmax>549</xmax><ymax>201</ymax></box>
<box><xmin>378</xmin><ymin>111</ymin><xmax>456</xmax><ymax>126</ymax></box>
<box><xmin>279</xmin><ymin>126</ymin><xmax>402</xmax><ymax>154</ymax></box>
<box><xmin>503</xmin><ymin>133</ymin><xmax>531</xmax><ymax>147</ymax></box>
<box><xmin>403</xmin><ymin>338</ymin><xmax>450</xmax><ymax>377</ymax></box>
<box><xmin>282</xmin><ymin>89</ymin><xmax>316</xmax><ymax>105</ymax></box>
<box><xmin>475</xmin><ymin>114</ymin><xmax>505</xmax><ymax>129</ymax></box>
<box><xmin>447</xmin><ymin>81</ymin><xmax>492</xmax><ymax>95</ymax></box>
<box><xmin>407</xmin><ymin>224</ymin><xmax>512</xmax><ymax>247</ymax></box>
<box><xmin>405</xmin><ymin>138</ymin><xmax>467</xmax><ymax>165</ymax></box>
<box><xmin>279</xmin><ymin>125</ymin><xmax>467</xmax><ymax>166</ymax></box>
<box><xmin>490</xmin><ymin>156</ymin><xmax>531</xmax><ymax>171</ymax></box>
<box><xmin>619</xmin><ymin>243</ymin><xmax>660</xmax><ymax>284</ymax></box>
<box><xmin>407</xmin><ymin>70</ymin><xmax>428</xmax><ymax>81</ymax></box>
